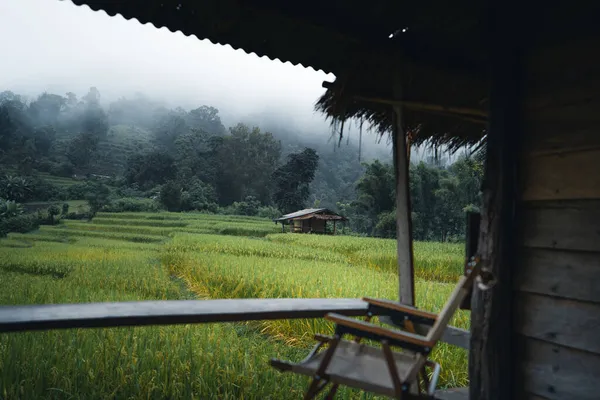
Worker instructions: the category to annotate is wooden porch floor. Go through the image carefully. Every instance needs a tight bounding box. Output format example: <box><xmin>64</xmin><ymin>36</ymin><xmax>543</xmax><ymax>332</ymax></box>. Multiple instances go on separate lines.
<box><xmin>435</xmin><ymin>387</ymin><xmax>468</xmax><ymax>400</ymax></box>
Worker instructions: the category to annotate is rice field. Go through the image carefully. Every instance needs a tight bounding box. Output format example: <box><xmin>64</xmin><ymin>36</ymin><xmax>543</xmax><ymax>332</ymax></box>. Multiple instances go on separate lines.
<box><xmin>0</xmin><ymin>212</ymin><xmax>468</xmax><ymax>399</ymax></box>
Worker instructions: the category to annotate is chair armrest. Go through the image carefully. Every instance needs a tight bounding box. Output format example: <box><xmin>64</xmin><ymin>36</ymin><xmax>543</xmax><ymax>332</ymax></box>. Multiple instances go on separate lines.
<box><xmin>325</xmin><ymin>313</ymin><xmax>435</xmax><ymax>352</ymax></box>
<box><xmin>363</xmin><ymin>297</ymin><xmax>438</xmax><ymax>322</ymax></box>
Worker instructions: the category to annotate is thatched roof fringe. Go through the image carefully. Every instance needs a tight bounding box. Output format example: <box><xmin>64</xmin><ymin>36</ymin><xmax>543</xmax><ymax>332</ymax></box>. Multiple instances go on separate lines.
<box><xmin>315</xmin><ymin>59</ymin><xmax>489</xmax><ymax>153</ymax></box>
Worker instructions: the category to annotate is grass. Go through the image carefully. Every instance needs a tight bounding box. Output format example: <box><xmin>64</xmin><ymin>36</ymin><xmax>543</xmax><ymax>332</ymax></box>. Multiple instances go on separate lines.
<box><xmin>0</xmin><ymin>211</ymin><xmax>468</xmax><ymax>399</ymax></box>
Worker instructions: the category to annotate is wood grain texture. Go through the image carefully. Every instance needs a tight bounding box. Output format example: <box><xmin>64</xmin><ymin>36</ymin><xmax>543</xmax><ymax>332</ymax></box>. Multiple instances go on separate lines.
<box><xmin>514</xmin><ymin>248</ymin><xmax>600</xmax><ymax>303</ymax></box>
<box><xmin>517</xmin><ymin>336</ymin><xmax>600</xmax><ymax>400</ymax></box>
<box><xmin>0</xmin><ymin>298</ymin><xmax>369</xmax><ymax>333</ymax></box>
<box><xmin>521</xmin><ymin>200</ymin><xmax>600</xmax><ymax>252</ymax></box>
<box><xmin>521</xmin><ymin>149</ymin><xmax>600</xmax><ymax>201</ymax></box>
<box><xmin>514</xmin><ymin>293</ymin><xmax>600</xmax><ymax>354</ymax></box>
<box><xmin>523</xmin><ymin>129</ymin><xmax>600</xmax><ymax>156</ymax></box>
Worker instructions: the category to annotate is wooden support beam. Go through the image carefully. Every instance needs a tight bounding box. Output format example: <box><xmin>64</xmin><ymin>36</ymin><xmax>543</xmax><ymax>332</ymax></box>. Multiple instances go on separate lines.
<box><xmin>469</xmin><ymin>2</ymin><xmax>523</xmax><ymax>399</ymax></box>
<box><xmin>321</xmin><ymin>81</ymin><xmax>488</xmax><ymax>123</ymax></box>
<box><xmin>392</xmin><ymin>79</ymin><xmax>416</xmax><ymax>306</ymax></box>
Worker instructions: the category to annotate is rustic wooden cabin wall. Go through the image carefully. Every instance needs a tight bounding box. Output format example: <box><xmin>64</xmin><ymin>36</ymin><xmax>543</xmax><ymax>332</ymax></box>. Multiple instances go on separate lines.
<box><xmin>514</xmin><ymin>37</ymin><xmax>600</xmax><ymax>400</ymax></box>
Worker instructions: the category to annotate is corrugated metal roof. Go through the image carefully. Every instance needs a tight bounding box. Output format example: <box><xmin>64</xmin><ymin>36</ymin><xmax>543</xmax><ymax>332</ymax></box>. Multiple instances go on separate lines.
<box><xmin>274</xmin><ymin>208</ymin><xmax>331</xmax><ymax>221</ymax></box>
<box><xmin>65</xmin><ymin>0</ymin><xmax>489</xmax><ymax>75</ymax></box>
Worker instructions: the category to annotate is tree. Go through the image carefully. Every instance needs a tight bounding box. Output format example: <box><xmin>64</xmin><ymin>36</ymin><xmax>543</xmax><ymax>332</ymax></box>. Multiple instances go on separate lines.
<box><xmin>153</xmin><ymin>113</ymin><xmax>189</xmax><ymax>153</ymax></box>
<box><xmin>80</xmin><ymin>106</ymin><xmax>109</xmax><ymax>139</ymax></box>
<box><xmin>215</xmin><ymin>123</ymin><xmax>281</xmax><ymax>205</ymax></box>
<box><xmin>124</xmin><ymin>151</ymin><xmax>177</xmax><ymax>190</ymax></box>
<box><xmin>66</xmin><ymin>133</ymin><xmax>99</xmax><ymax>170</ymax></box>
<box><xmin>0</xmin><ymin>175</ymin><xmax>33</xmax><ymax>202</ymax></box>
<box><xmin>47</xmin><ymin>204</ymin><xmax>60</xmax><ymax>224</ymax></box>
<box><xmin>186</xmin><ymin>106</ymin><xmax>226</xmax><ymax>136</ymax></box>
<box><xmin>28</xmin><ymin>93</ymin><xmax>66</xmax><ymax>126</ymax></box>
<box><xmin>86</xmin><ymin>183</ymin><xmax>111</xmax><ymax>218</ymax></box>
<box><xmin>272</xmin><ymin>147</ymin><xmax>319</xmax><ymax>214</ymax></box>
<box><xmin>159</xmin><ymin>180</ymin><xmax>182</xmax><ymax>211</ymax></box>
<box><xmin>174</xmin><ymin>129</ymin><xmax>219</xmax><ymax>184</ymax></box>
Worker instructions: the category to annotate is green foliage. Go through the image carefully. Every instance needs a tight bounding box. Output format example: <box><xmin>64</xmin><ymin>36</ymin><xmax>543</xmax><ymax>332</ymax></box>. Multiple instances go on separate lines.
<box><xmin>159</xmin><ymin>180</ymin><xmax>182</xmax><ymax>212</ymax></box>
<box><xmin>47</xmin><ymin>204</ymin><xmax>60</xmax><ymax>221</ymax></box>
<box><xmin>0</xmin><ymin>199</ymin><xmax>24</xmax><ymax>219</ymax></box>
<box><xmin>102</xmin><ymin>197</ymin><xmax>162</xmax><ymax>213</ymax></box>
<box><xmin>0</xmin><ymin>213</ymin><xmax>40</xmax><ymax>237</ymax></box>
<box><xmin>272</xmin><ymin>147</ymin><xmax>319</xmax><ymax>213</ymax></box>
<box><xmin>180</xmin><ymin>179</ymin><xmax>218</xmax><ymax>212</ymax></box>
<box><xmin>124</xmin><ymin>150</ymin><xmax>177</xmax><ymax>190</ymax></box>
<box><xmin>343</xmin><ymin>155</ymin><xmax>484</xmax><ymax>241</ymax></box>
<box><xmin>225</xmin><ymin>196</ymin><xmax>262</xmax><ymax>216</ymax></box>
<box><xmin>85</xmin><ymin>183</ymin><xmax>111</xmax><ymax>217</ymax></box>
<box><xmin>0</xmin><ymin>175</ymin><xmax>33</xmax><ymax>202</ymax></box>
<box><xmin>215</xmin><ymin>124</ymin><xmax>282</xmax><ymax>205</ymax></box>
<box><xmin>66</xmin><ymin>132</ymin><xmax>99</xmax><ymax>169</ymax></box>
<box><xmin>61</xmin><ymin>203</ymin><xmax>69</xmax><ymax>215</ymax></box>
<box><xmin>257</xmin><ymin>205</ymin><xmax>281</xmax><ymax>219</ymax></box>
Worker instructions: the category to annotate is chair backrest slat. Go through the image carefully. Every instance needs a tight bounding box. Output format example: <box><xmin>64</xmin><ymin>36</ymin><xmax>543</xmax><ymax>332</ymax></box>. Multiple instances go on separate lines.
<box><xmin>425</xmin><ymin>263</ymin><xmax>481</xmax><ymax>343</ymax></box>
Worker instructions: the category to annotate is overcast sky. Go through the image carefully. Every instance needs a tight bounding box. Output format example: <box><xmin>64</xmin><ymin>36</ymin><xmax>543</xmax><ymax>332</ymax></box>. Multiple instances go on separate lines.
<box><xmin>0</xmin><ymin>0</ymin><xmax>358</xmax><ymax>136</ymax></box>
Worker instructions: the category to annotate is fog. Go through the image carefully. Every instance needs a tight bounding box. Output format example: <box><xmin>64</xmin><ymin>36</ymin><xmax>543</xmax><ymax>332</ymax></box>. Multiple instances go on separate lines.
<box><xmin>0</xmin><ymin>0</ymin><xmax>394</xmax><ymax>158</ymax></box>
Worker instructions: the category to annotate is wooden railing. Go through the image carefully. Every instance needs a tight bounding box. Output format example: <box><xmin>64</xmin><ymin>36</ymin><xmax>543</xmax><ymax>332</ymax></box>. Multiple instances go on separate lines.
<box><xmin>0</xmin><ymin>298</ymin><xmax>470</xmax><ymax>348</ymax></box>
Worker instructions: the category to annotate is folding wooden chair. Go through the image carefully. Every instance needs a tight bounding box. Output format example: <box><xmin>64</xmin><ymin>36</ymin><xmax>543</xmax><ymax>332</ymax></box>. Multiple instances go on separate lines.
<box><xmin>270</xmin><ymin>257</ymin><xmax>488</xmax><ymax>399</ymax></box>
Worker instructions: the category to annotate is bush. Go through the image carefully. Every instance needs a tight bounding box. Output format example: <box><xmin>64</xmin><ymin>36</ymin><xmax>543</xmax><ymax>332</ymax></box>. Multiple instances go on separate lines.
<box><xmin>63</xmin><ymin>211</ymin><xmax>92</xmax><ymax>220</ymax></box>
<box><xmin>0</xmin><ymin>214</ymin><xmax>40</xmax><ymax>237</ymax></box>
<box><xmin>257</xmin><ymin>206</ymin><xmax>281</xmax><ymax>219</ymax></box>
<box><xmin>102</xmin><ymin>198</ymin><xmax>162</xmax><ymax>213</ymax></box>
<box><xmin>0</xmin><ymin>198</ymin><xmax>24</xmax><ymax>219</ymax></box>
<box><xmin>47</xmin><ymin>204</ymin><xmax>61</xmax><ymax>224</ymax></box>
<box><xmin>66</xmin><ymin>182</ymin><xmax>96</xmax><ymax>199</ymax></box>
<box><xmin>62</xmin><ymin>203</ymin><xmax>69</xmax><ymax>215</ymax></box>
<box><xmin>116</xmin><ymin>185</ymin><xmax>146</xmax><ymax>198</ymax></box>
<box><xmin>86</xmin><ymin>183</ymin><xmax>111</xmax><ymax>217</ymax></box>
<box><xmin>230</xmin><ymin>196</ymin><xmax>261</xmax><ymax>216</ymax></box>
<box><xmin>49</xmin><ymin>162</ymin><xmax>74</xmax><ymax>178</ymax></box>
<box><xmin>180</xmin><ymin>179</ymin><xmax>217</xmax><ymax>212</ymax></box>
<box><xmin>30</xmin><ymin>178</ymin><xmax>66</xmax><ymax>202</ymax></box>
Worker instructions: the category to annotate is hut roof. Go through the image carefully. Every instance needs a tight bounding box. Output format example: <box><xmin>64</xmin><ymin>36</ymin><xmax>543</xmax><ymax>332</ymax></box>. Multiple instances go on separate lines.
<box><xmin>274</xmin><ymin>208</ymin><xmax>346</xmax><ymax>222</ymax></box>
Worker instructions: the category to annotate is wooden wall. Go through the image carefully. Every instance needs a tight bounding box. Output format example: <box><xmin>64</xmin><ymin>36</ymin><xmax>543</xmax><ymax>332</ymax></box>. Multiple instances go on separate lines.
<box><xmin>515</xmin><ymin>37</ymin><xmax>600</xmax><ymax>400</ymax></box>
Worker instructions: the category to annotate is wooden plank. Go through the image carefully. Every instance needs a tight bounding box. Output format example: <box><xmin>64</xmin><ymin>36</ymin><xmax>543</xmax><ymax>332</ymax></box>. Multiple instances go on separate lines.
<box><xmin>521</xmin><ymin>200</ymin><xmax>600</xmax><ymax>252</ymax></box>
<box><xmin>525</xmin><ymin>36</ymin><xmax>600</xmax><ymax>104</ymax></box>
<box><xmin>461</xmin><ymin>212</ymin><xmax>481</xmax><ymax>310</ymax></box>
<box><xmin>325</xmin><ymin>313</ymin><xmax>434</xmax><ymax>347</ymax></box>
<box><xmin>514</xmin><ymin>248</ymin><xmax>600</xmax><ymax>303</ymax></box>
<box><xmin>517</xmin><ymin>336</ymin><xmax>600</xmax><ymax>400</ymax></box>
<box><xmin>363</xmin><ymin>297</ymin><xmax>437</xmax><ymax>320</ymax></box>
<box><xmin>514</xmin><ymin>293</ymin><xmax>600</xmax><ymax>354</ymax></box>
<box><xmin>433</xmin><ymin>325</ymin><xmax>470</xmax><ymax>350</ymax></box>
<box><xmin>523</xmin><ymin>129</ymin><xmax>600</xmax><ymax>156</ymax></box>
<box><xmin>521</xmin><ymin>149</ymin><xmax>600</xmax><ymax>201</ymax></box>
<box><xmin>0</xmin><ymin>298</ymin><xmax>369</xmax><ymax>333</ymax></box>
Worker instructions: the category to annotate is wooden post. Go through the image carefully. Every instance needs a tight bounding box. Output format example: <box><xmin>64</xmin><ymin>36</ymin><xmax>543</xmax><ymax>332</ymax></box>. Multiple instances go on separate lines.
<box><xmin>333</xmin><ymin>220</ymin><xmax>337</xmax><ymax>235</ymax></box>
<box><xmin>469</xmin><ymin>2</ymin><xmax>523</xmax><ymax>399</ymax></box>
<box><xmin>392</xmin><ymin>78</ymin><xmax>415</xmax><ymax>306</ymax></box>
<box><xmin>460</xmin><ymin>212</ymin><xmax>481</xmax><ymax>310</ymax></box>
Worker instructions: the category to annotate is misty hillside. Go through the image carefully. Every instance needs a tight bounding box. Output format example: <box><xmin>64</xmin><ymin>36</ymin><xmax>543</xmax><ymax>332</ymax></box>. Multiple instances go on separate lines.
<box><xmin>0</xmin><ymin>88</ymin><xmax>388</xmax><ymax>210</ymax></box>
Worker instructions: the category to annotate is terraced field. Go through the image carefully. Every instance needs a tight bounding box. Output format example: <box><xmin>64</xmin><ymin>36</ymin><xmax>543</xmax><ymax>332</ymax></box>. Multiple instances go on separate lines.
<box><xmin>0</xmin><ymin>212</ymin><xmax>468</xmax><ymax>399</ymax></box>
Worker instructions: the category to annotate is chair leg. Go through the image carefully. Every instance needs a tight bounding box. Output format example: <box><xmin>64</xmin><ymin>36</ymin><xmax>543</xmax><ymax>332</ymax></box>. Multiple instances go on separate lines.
<box><xmin>304</xmin><ymin>377</ymin><xmax>329</xmax><ymax>400</ymax></box>
<box><xmin>303</xmin><ymin>335</ymin><xmax>341</xmax><ymax>400</ymax></box>
<box><xmin>381</xmin><ymin>340</ymin><xmax>404</xmax><ymax>398</ymax></box>
<box><xmin>324</xmin><ymin>383</ymin><xmax>339</xmax><ymax>400</ymax></box>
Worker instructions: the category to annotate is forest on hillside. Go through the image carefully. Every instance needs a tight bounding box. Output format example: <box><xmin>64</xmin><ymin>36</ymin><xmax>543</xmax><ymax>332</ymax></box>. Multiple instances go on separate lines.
<box><xmin>0</xmin><ymin>87</ymin><xmax>483</xmax><ymax>241</ymax></box>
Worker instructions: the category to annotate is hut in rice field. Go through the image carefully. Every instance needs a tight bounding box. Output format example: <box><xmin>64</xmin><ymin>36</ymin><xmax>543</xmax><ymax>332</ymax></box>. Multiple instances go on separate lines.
<box><xmin>273</xmin><ymin>208</ymin><xmax>347</xmax><ymax>234</ymax></box>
